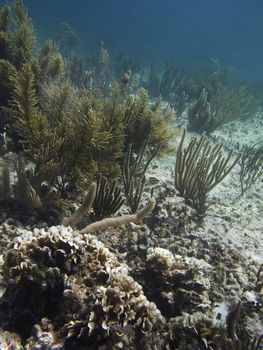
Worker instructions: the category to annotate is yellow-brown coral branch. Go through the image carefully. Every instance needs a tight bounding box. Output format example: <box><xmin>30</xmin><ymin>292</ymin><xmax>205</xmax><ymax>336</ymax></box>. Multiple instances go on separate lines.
<box><xmin>63</xmin><ymin>182</ymin><xmax>97</xmax><ymax>227</ymax></box>
<box><xmin>80</xmin><ymin>198</ymin><xmax>156</xmax><ymax>234</ymax></box>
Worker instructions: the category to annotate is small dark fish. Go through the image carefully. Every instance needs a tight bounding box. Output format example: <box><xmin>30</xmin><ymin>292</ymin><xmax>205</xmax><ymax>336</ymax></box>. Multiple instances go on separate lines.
<box><xmin>147</xmin><ymin>176</ymin><xmax>160</xmax><ymax>186</ymax></box>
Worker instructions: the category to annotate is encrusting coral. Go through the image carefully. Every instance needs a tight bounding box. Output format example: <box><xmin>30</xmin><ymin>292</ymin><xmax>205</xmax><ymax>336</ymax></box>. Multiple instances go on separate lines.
<box><xmin>24</xmin><ymin>318</ymin><xmax>64</xmax><ymax>350</ymax></box>
<box><xmin>135</xmin><ymin>247</ymin><xmax>211</xmax><ymax>318</ymax></box>
<box><xmin>167</xmin><ymin>302</ymin><xmax>263</xmax><ymax>349</ymax></box>
<box><xmin>0</xmin><ymin>329</ymin><xmax>23</xmax><ymax>350</ymax></box>
<box><xmin>0</xmin><ymin>226</ymin><xmax>165</xmax><ymax>349</ymax></box>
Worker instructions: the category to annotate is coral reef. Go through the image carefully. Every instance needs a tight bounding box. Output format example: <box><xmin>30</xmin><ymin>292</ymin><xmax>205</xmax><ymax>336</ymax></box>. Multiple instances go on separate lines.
<box><xmin>0</xmin><ymin>185</ymin><xmax>262</xmax><ymax>348</ymax></box>
<box><xmin>25</xmin><ymin>318</ymin><xmax>63</xmax><ymax>350</ymax></box>
<box><xmin>167</xmin><ymin>306</ymin><xmax>263</xmax><ymax>350</ymax></box>
<box><xmin>137</xmin><ymin>247</ymin><xmax>211</xmax><ymax>318</ymax></box>
<box><xmin>0</xmin><ymin>329</ymin><xmax>23</xmax><ymax>350</ymax></box>
<box><xmin>0</xmin><ymin>226</ymin><xmax>165</xmax><ymax>348</ymax></box>
<box><xmin>0</xmin><ymin>1</ymin><xmax>262</xmax><ymax>349</ymax></box>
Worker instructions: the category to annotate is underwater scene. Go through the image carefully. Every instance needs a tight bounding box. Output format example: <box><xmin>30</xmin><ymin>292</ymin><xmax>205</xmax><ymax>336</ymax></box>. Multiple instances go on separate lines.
<box><xmin>0</xmin><ymin>0</ymin><xmax>262</xmax><ymax>348</ymax></box>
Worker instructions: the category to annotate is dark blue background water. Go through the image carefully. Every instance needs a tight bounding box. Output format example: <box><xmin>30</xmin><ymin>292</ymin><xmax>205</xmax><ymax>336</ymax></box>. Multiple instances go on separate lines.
<box><xmin>2</xmin><ymin>0</ymin><xmax>263</xmax><ymax>78</ymax></box>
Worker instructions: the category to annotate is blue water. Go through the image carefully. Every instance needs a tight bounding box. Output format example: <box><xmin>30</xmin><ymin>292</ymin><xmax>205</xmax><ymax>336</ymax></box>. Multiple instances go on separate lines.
<box><xmin>3</xmin><ymin>0</ymin><xmax>263</xmax><ymax>78</ymax></box>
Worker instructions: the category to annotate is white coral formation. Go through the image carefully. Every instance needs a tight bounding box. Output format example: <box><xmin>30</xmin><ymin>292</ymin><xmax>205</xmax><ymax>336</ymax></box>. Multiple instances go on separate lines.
<box><xmin>25</xmin><ymin>318</ymin><xmax>63</xmax><ymax>350</ymax></box>
<box><xmin>147</xmin><ymin>247</ymin><xmax>174</xmax><ymax>267</ymax></box>
<box><xmin>76</xmin><ymin>264</ymin><xmax>165</xmax><ymax>348</ymax></box>
<box><xmin>0</xmin><ymin>329</ymin><xmax>23</xmax><ymax>350</ymax></box>
<box><xmin>144</xmin><ymin>247</ymin><xmax>211</xmax><ymax>315</ymax></box>
<box><xmin>3</xmin><ymin>225</ymin><xmax>83</xmax><ymax>281</ymax></box>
